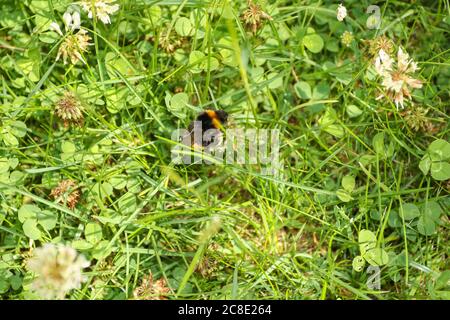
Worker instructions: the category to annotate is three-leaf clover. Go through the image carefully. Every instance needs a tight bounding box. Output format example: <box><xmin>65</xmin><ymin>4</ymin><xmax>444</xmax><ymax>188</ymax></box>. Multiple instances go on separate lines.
<box><xmin>0</xmin><ymin>121</ymin><xmax>27</xmax><ymax>147</ymax></box>
<box><xmin>302</xmin><ymin>27</ymin><xmax>324</xmax><ymax>53</ymax></box>
<box><xmin>399</xmin><ymin>201</ymin><xmax>442</xmax><ymax>236</ymax></box>
<box><xmin>353</xmin><ymin>229</ymin><xmax>389</xmax><ymax>271</ymax></box>
<box><xmin>318</xmin><ymin>108</ymin><xmax>344</xmax><ymax>138</ymax></box>
<box><xmin>18</xmin><ymin>204</ymin><xmax>57</xmax><ymax>240</ymax></box>
<box><xmin>336</xmin><ymin>174</ymin><xmax>355</xmax><ymax>202</ymax></box>
<box><xmin>419</xmin><ymin>139</ymin><xmax>450</xmax><ymax>181</ymax></box>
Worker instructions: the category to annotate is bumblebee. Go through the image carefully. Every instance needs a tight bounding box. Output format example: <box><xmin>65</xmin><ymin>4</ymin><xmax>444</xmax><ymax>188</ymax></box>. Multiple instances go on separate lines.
<box><xmin>186</xmin><ymin>109</ymin><xmax>228</xmax><ymax>147</ymax></box>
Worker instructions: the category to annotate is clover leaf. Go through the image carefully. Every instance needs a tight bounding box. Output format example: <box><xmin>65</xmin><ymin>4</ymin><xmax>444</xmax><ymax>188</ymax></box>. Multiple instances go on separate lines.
<box><xmin>420</xmin><ymin>139</ymin><xmax>450</xmax><ymax>181</ymax></box>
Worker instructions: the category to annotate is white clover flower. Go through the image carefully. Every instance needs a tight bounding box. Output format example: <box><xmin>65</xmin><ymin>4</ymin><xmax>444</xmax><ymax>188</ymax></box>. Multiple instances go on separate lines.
<box><xmin>397</xmin><ymin>47</ymin><xmax>419</xmax><ymax>73</ymax></box>
<box><xmin>374</xmin><ymin>47</ymin><xmax>423</xmax><ymax>109</ymax></box>
<box><xmin>49</xmin><ymin>22</ymin><xmax>63</xmax><ymax>36</ymax></box>
<box><xmin>48</xmin><ymin>9</ymin><xmax>92</xmax><ymax>65</ymax></box>
<box><xmin>337</xmin><ymin>4</ymin><xmax>347</xmax><ymax>22</ymax></box>
<box><xmin>50</xmin><ymin>8</ymin><xmax>81</xmax><ymax>35</ymax></box>
<box><xmin>340</xmin><ymin>30</ymin><xmax>354</xmax><ymax>47</ymax></box>
<box><xmin>63</xmin><ymin>11</ymin><xmax>81</xmax><ymax>31</ymax></box>
<box><xmin>27</xmin><ymin>244</ymin><xmax>90</xmax><ymax>299</ymax></box>
<box><xmin>374</xmin><ymin>49</ymin><xmax>393</xmax><ymax>75</ymax></box>
<box><xmin>79</xmin><ymin>0</ymin><xmax>120</xmax><ymax>24</ymax></box>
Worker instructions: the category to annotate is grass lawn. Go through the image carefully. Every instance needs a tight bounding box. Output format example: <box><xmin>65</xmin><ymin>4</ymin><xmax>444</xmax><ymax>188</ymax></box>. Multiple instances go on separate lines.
<box><xmin>0</xmin><ymin>0</ymin><xmax>449</xmax><ymax>300</ymax></box>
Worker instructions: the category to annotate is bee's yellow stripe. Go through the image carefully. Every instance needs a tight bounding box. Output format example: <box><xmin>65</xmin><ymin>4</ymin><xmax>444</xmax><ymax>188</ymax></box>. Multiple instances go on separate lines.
<box><xmin>206</xmin><ymin>110</ymin><xmax>222</xmax><ymax>129</ymax></box>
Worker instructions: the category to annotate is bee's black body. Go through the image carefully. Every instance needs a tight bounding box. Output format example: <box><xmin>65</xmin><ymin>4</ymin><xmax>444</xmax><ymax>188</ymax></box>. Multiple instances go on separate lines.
<box><xmin>186</xmin><ymin>109</ymin><xmax>228</xmax><ymax>147</ymax></box>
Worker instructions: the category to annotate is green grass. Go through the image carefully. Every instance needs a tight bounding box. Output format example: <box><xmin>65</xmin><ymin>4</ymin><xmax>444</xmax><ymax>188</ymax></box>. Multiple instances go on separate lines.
<box><xmin>0</xmin><ymin>0</ymin><xmax>449</xmax><ymax>300</ymax></box>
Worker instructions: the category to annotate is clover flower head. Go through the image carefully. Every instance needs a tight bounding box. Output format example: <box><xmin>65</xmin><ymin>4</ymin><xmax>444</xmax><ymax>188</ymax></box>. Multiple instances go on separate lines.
<box><xmin>50</xmin><ymin>178</ymin><xmax>81</xmax><ymax>207</ymax></box>
<box><xmin>26</xmin><ymin>244</ymin><xmax>90</xmax><ymax>299</ymax></box>
<box><xmin>375</xmin><ymin>47</ymin><xmax>423</xmax><ymax>109</ymax></box>
<box><xmin>50</xmin><ymin>8</ymin><xmax>81</xmax><ymax>35</ymax></box>
<box><xmin>337</xmin><ymin>4</ymin><xmax>347</xmax><ymax>22</ymax></box>
<box><xmin>341</xmin><ymin>30</ymin><xmax>354</xmax><ymax>47</ymax></box>
<box><xmin>56</xmin><ymin>29</ymin><xmax>92</xmax><ymax>65</ymax></box>
<box><xmin>133</xmin><ymin>273</ymin><xmax>171</xmax><ymax>300</ymax></box>
<box><xmin>63</xmin><ymin>10</ymin><xmax>81</xmax><ymax>31</ymax></box>
<box><xmin>79</xmin><ymin>0</ymin><xmax>120</xmax><ymax>24</ymax></box>
<box><xmin>366</xmin><ymin>35</ymin><xmax>394</xmax><ymax>59</ymax></box>
<box><xmin>48</xmin><ymin>8</ymin><xmax>92</xmax><ymax>65</ymax></box>
<box><xmin>241</xmin><ymin>0</ymin><xmax>273</xmax><ymax>34</ymax></box>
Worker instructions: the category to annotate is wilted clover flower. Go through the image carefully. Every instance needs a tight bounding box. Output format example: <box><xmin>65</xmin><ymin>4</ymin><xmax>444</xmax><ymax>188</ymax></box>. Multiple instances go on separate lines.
<box><xmin>79</xmin><ymin>0</ymin><xmax>120</xmax><ymax>24</ymax></box>
<box><xmin>401</xmin><ymin>106</ymin><xmax>434</xmax><ymax>132</ymax></box>
<box><xmin>55</xmin><ymin>92</ymin><xmax>84</xmax><ymax>127</ymax></box>
<box><xmin>195</xmin><ymin>243</ymin><xmax>220</xmax><ymax>278</ymax></box>
<box><xmin>50</xmin><ymin>179</ymin><xmax>80</xmax><ymax>208</ymax></box>
<box><xmin>26</xmin><ymin>244</ymin><xmax>90</xmax><ymax>299</ymax></box>
<box><xmin>241</xmin><ymin>0</ymin><xmax>273</xmax><ymax>34</ymax></box>
<box><xmin>133</xmin><ymin>273</ymin><xmax>171</xmax><ymax>300</ymax></box>
<box><xmin>57</xmin><ymin>29</ymin><xmax>92</xmax><ymax>65</ymax></box>
<box><xmin>365</xmin><ymin>35</ymin><xmax>394</xmax><ymax>60</ymax></box>
<box><xmin>158</xmin><ymin>27</ymin><xmax>182</xmax><ymax>54</ymax></box>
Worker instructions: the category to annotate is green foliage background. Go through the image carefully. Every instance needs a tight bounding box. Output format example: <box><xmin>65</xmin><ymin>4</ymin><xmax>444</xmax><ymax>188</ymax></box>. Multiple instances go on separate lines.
<box><xmin>0</xmin><ymin>0</ymin><xmax>449</xmax><ymax>299</ymax></box>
